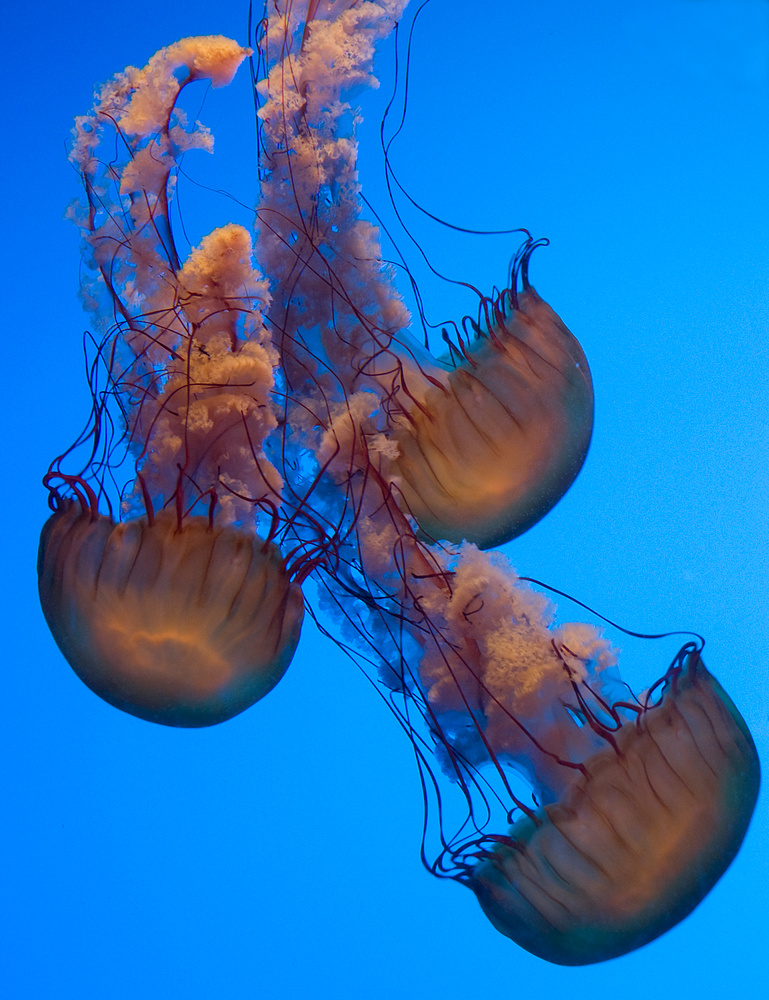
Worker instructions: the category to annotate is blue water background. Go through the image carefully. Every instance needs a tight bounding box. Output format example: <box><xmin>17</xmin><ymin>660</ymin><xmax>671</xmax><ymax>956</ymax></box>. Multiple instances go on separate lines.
<box><xmin>2</xmin><ymin>1</ymin><xmax>767</xmax><ymax>996</ymax></box>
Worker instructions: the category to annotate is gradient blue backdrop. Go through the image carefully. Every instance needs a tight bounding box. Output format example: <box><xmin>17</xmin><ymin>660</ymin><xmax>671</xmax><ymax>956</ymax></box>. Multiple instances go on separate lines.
<box><xmin>3</xmin><ymin>1</ymin><xmax>767</xmax><ymax>996</ymax></box>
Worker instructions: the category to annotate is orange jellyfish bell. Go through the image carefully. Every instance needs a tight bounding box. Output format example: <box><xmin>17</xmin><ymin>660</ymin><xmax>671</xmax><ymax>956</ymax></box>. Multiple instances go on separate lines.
<box><xmin>38</xmin><ymin>500</ymin><xmax>303</xmax><ymax>727</ymax></box>
<box><xmin>465</xmin><ymin>649</ymin><xmax>760</xmax><ymax>965</ymax></box>
<box><xmin>385</xmin><ymin>261</ymin><xmax>594</xmax><ymax>549</ymax></box>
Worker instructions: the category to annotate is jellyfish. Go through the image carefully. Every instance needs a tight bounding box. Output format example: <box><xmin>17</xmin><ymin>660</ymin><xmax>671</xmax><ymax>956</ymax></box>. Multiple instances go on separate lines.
<box><xmin>39</xmin><ymin>37</ymin><xmax>305</xmax><ymax>727</ymax></box>
<box><xmin>255</xmin><ymin>0</ymin><xmax>594</xmax><ymax>552</ymax></box>
<box><xmin>466</xmin><ymin>643</ymin><xmax>760</xmax><ymax>965</ymax></box>
<box><xmin>40</xmin><ymin>0</ymin><xmax>760</xmax><ymax>968</ymax></box>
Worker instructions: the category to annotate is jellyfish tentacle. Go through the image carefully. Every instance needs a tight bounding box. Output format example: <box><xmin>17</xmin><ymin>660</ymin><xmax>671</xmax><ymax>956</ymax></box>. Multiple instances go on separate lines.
<box><xmin>69</xmin><ymin>35</ymin><xmax>284</xmax><ymax>527</ymax></box>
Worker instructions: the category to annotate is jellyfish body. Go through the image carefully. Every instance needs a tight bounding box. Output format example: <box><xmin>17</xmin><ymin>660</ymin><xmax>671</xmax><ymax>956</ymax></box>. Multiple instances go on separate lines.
<box><xmin>39</xmin><ymin>502</ymin><xmax>303</xmax><ymax>727</ymax></box>
<box><xmin>255</xmin><ymin>0</ymin><xmax>591</xmax><ymax>551</ymax></box>
<box><xmin>467</xmin><ymin>650</ymin><xmax>760</xmax><ymax>965</ymax></box>
<box><xmin>384</xmin><ymin>286</ymin><xmax>594</xmax><ymax>548</ymax></box>
<box><xmin>42</xmin><ymin>36</ymin><xmax>308</xmax><ymax>726</ymax></box>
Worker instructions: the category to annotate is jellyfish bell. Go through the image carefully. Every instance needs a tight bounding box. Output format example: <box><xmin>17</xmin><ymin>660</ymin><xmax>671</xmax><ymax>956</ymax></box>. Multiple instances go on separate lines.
<box><xmin>38</xmin><ymin>497</ymin><xmax>303</xmax><ymax>727</ymax></box>
<box><xmin>383</xmin><ymin>272</ymin><xmax>594</xmax><ymax>549</ymax></box>
<box><xmin>465</xmin><ymin>647</ymin><xmax>760</xmax><ymax>965</ymax></box>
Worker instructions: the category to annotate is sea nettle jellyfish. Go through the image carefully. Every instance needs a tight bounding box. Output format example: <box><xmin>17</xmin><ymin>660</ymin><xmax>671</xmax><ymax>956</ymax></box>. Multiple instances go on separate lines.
<box><xmin>39</xmin><ymin>37</ymin><xmax>305</xmax><ymax>727</ymax></box>
<box><xmin>39</xmin><ymin>0</ymin><xmax>759</xmax><ymax>967</ymax></box>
